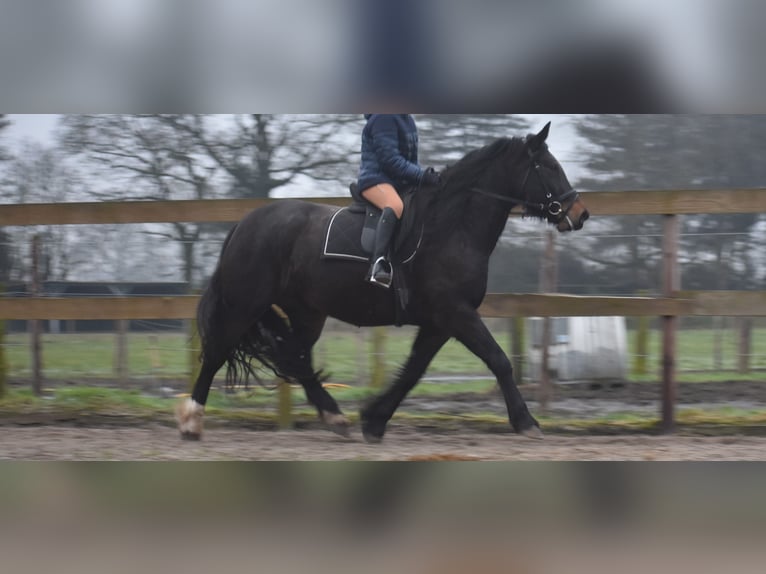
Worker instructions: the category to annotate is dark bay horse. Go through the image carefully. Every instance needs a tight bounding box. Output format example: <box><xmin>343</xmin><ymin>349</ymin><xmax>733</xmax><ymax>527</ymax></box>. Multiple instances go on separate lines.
<box><xmin>176</xmin><ymin>122</ymin><xmax>590</xmax><ymax>442</ymax></box>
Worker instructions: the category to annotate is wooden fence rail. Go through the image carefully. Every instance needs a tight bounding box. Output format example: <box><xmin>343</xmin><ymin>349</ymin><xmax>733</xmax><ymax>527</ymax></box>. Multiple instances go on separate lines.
<box><xmin>2</xmin><ymin>189</ymin><xmax>766</xmax><ymax>433</ymax></box>
<box><xmin>1</xmin><ymin>189</ymin><xmax>766</xmax><ymax>226</ymax></box>
<box><xmin>1</xmin><ymin>292</ymin><xmax>765</xmax><ymax>321</ymax></box>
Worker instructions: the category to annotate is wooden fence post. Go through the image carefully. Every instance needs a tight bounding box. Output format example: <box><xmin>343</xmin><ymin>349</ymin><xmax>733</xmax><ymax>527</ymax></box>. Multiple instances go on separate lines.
<box><xmin>355</xmin><ymin>330</ymin><xmax>365</xmax><ymax>383</ymax></box>
<box><xmin>737</xmin><ymin>318</ymin><xmax>752</xmax><ymax>374</ymax></box>
<box><xmin>633</xmin><ymin>315</ymin><xmax>649</xmax><ymax>376</ymax></box>
<box><xmin>0</xmin><ymin>283</ymin><xmax>6</xmax><ymax>400</ymax></box>
<box><xmin>538</xmin><ymin>229</ymin><xmax>558</xmax><ymax>410</ymax></box>
<box><xmin>712</xmin><ymin>316</ymin><xmax>724</xmax><ymax>370</ymax></box>
<box><xmin>661</xmin><ymin>215</ymin><xmax>680</xmax><ymax>433</ymax></box>
<box><xmin>114</xmin><ymin>319</ymin><xmax>129</xmax><ymax>385</ymax></box>
<box><xmin>30</xmin><ymin>235</ymin><xmax>43</xmax><ymax>396</ymax></box>
<box><xmin>278</xmin><ymin>379</ymin><xmax>293</xmax><ymax>430</ymax></box>
<box><xmin>187</xmin><ymin>287</ymin><xmax>204</xmax><ymax>392</ymax></box>
<box><xmin>510</xmin><ymin>317</ymin><xmax>525</xmax><ymax>383</ymax></box>
<box><xmin>370</xmin><ymin>327</ymin><xmax>387</xmax><ymax>390</ymax></box>
<box><xmin>188</xmin><ymin>316</ymin><xmax>201</xmax><ymax>392</ymax></box>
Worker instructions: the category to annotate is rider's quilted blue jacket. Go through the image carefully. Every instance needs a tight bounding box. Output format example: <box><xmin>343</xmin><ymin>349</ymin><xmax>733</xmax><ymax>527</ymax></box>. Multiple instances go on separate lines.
<box><xmin>357</xmin><ymin>114</ymin><xmax>426</xmax><ymax>193</ymax></box>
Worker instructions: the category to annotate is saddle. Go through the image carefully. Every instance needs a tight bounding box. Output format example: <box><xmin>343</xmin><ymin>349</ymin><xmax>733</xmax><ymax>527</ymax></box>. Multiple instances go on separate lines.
<box><xmin>322</xmin><ymin>184</ymin><xmax>422</xmax><ymax>265</ymax></box>
<box><xmin>322</xmin><ymin>184</ymin><xmax>425</xmax><ymax>325</ymax></box>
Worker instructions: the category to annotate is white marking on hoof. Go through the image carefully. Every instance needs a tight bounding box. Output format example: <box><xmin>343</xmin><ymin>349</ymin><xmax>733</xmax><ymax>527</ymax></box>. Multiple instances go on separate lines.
<box><xmin>175</xmin><ymin>398</ymin><xmax>205</xmax><ymax>439</ymax></box>
<box><xmin>522</xmin><ymin>426</ymin><xmax>544</xmax><ymax>440</ymax></box>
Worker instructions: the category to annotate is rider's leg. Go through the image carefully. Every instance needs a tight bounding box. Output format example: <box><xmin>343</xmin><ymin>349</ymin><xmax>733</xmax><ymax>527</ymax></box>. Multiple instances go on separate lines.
<box><xmin>361</xmin><ymin>184</ymin><xmax>403</xmax><ymax>288</ymax></box>
<box><xmin>361</xmin><ymin>183</ymin><xmax>404</xmax><ymax>219</ymax></box>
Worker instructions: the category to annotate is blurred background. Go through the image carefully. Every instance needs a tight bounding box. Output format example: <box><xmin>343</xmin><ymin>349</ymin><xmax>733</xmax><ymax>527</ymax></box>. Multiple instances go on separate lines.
<box><xmin>0</xmin><ymin>113</ymin><xmax>765</xmax><ymax>429</ymax></box>
<box><xmin>3</xmin><ymin>114</ymin><xmax>765</xmax><ymax>291</ymax></box>
<box><xmin>1</xmin><ymin>0</ymin><xmax>766</xmax><ymax>112</ymax></box>
<box><xmin>2</xmin><ymin>0</ymin><xmax>766</xmax><ymax>567</ymax></box>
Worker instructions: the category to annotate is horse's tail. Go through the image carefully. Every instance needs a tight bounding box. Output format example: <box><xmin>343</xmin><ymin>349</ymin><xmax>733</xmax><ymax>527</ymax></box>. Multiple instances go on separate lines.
<box><xmin>196</xmin><ymin>224</ymin><xmax>254</xmax><ymax>387</ymax></box>
<box><xmin>230</xmin><ymin>305</ymin><xmax>329</xmax><ymax>390</ymax></box>
<box><xmin>197</xmin><ymin>223</ymin><xmax>322</xmax><ymax>389</ymax></box>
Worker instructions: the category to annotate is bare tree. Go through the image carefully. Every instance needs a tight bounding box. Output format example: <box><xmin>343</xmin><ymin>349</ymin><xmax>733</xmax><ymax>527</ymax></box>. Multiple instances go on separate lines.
<box><xmin>156</xmin><ymin>114</ymin><xmax>361</xmax><ymax>197</ymax></box>
<box><xmin>574</xmin><ymin>114</ymin><xmax>765</xmax><ymax>294</ymax></box>
<box><xmin>60</xmin><ymin>115</ymin><xmax>228</xmax><ymax>287</ymax></box>
<box><xmin>2</xmin><ymin>143</ymin><xmax>98</xmax><ymax>283</ymax></box>
<box><xmin>0</xmin><ymin>114</ymin><xmax>10</xmax><ymax>162</ymax></box>
<box><xmin>59</xmin><ymin>114</ymin><xmax>362</xmax><ymax>286</ymax></box>
<box><xmin>0</xmin><ymin>114</ymin><xmax>12</xmax><ymax>282</ymax></box>
<box><xmin>417</xmin><ymin>114</ymin><xmax>531</xmax><ymax>166</ymax></box>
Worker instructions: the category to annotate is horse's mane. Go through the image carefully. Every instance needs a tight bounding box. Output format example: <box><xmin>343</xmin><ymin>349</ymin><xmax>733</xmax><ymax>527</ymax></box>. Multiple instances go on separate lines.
<box><xmin>417</xmin><ymin>137</ymin><xmax>526</xmax><ymax>238</ymax></box>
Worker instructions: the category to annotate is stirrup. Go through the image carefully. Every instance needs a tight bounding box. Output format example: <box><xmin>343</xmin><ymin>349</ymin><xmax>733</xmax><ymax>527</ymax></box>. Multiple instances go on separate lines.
<box><xmin>368</xmin><ymin>257</ymin><xmax>393</xmax><ymax>289</ymax></box>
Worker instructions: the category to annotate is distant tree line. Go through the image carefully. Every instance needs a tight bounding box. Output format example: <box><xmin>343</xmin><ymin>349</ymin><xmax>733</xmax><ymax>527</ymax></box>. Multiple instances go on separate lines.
<box><xmin>568</xmin><ymin>115</ymin><xmax>766</xmax><ymax>294</ymax></box>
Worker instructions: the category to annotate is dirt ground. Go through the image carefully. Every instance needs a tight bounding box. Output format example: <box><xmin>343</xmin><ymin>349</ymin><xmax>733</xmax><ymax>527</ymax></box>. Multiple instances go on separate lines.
<box><xmin>2</xmin><ymin>379</ymin><xmax>765</xmax><ymax>460</ymax></box>
<box><xmin>1</xmin><ymin>425</ymin><xmax>766</xmax><ymax>460</ymax></box>
<box><xmin>413</xmin><ymin>379</ymin><xmax>766</xmax><ymax>418</ymax></box>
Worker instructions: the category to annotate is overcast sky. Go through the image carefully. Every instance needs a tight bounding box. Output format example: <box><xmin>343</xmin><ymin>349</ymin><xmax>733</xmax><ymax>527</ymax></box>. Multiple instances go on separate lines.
<box><xmin>4</xmin><ymin>114</ymin><xmax>59</xmax><ymax>145</ymax></box>
<box><xmin>2</xmin><ymin>114</ymin><xmax>588</xmax><ymax>188</ymax></box>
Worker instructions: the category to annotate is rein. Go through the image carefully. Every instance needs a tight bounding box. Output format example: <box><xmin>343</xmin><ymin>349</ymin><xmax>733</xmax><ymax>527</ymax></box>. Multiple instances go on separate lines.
<box><xmin>470</xmin><ymin>148</ymin><xmax>580</xmax><ymax>230</ymax></box>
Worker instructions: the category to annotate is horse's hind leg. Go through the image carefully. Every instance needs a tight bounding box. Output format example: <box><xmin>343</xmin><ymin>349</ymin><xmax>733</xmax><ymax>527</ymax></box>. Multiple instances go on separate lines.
<box><xmin>176</xmin><ymin>308</ymin><xmax>260</xmax><ymax>441</ymax></box>
<box><xmin>259</xmin><ymin>307</ymin><xmax>350</xmax><ymax>437</ymax></box>
<box><xmin>176</xmin><ymin>358</ymin><xmax>224</xmax><ymax>441</ymax></box>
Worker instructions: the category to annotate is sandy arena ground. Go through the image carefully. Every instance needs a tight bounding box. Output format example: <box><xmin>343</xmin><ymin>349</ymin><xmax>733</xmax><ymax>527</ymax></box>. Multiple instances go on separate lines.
<box><xmin>1</xmin><ymin>425</ymin><xmax>765</xmax><ymax>460</ymax></box>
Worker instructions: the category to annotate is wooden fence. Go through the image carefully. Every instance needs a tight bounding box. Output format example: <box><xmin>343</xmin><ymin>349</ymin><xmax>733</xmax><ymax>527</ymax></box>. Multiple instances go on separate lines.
<box><xmin>2</xmin><ymin>189</ymin><xmax>766</xmax><ymax>432</ymax></box>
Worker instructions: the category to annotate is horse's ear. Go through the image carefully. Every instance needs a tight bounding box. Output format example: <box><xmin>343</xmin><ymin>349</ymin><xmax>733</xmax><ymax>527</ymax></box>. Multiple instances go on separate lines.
<box><xmin>539</xmin><ymin>121</ymin><xmax>551</xmax><ymax>142</ymax></box>
<box><xmin>527</xmin><ymin>122</ymin><xmax>551</xmax><ymax>152</ymax></box>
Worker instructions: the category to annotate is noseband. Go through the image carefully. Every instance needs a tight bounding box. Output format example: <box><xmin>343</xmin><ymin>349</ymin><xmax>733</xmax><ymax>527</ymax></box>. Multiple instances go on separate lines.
<box><xmin>471</xmin><ymin>148</ymin><xmax>580</xmax><ymax>230</ymax></box>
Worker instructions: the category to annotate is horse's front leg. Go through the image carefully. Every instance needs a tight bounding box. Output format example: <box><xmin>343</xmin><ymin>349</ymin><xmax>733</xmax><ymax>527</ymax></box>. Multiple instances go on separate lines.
<box><xmin>446</xmin><ymin>307</ymin><xmax>542</xmax><ymax>438</ymax></box>
<box><xmin>361</xmin><ymin>326</ymin><xmax>450</xmax><ymax>443</ymax></box>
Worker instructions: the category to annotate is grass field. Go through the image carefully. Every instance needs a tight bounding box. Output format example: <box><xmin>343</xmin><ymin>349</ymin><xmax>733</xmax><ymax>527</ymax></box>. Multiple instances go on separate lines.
<box><xmin>3</xmin><ymin>325</ymin><xmax>766</xmax><ymax>384</ymax></box>
<box><xmin>2</xmin><ymin>325</ymin><xmax>766</xmax><ymax>434</ymax></box>
<box><xmin>1</xmin><ymin>384</ymin><xmax>765</xmax><ymax>435</ymax></box>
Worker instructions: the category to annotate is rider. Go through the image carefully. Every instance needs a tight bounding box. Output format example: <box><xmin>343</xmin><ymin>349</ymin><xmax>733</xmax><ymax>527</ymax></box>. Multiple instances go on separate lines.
<box><xmin>356</xmin><ymin>113</ymin><xmax>441</xmax><ymax>288</ymax></box>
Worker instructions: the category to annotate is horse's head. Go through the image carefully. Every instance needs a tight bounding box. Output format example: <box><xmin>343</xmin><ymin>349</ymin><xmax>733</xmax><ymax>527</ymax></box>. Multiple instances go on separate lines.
<box><xmin>521</xmin><ymin>122</ymin><xmax>590</xmax><ymax>232</ymax></box>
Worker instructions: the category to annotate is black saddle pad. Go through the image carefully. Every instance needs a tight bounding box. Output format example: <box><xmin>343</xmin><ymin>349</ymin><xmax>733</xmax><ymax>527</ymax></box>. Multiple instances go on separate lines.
<box><xmin>322</xmin><ymin>197</ymin><xmax>422</xmax><ymax>264</ymax></box>
<box><xmin>322</xmin><ymin>206</ymin><xmax>378</xmax><ymax>262</ymax></box>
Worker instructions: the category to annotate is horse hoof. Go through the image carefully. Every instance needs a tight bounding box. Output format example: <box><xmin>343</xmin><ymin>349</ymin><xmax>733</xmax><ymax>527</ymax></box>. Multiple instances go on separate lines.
<box><xmin>176</xmin><ymin>398</ymin><xmax>205</xmax><ymax>438</ymax></box>
<box><xmin>521</xmin><ymin>426</ymin><xmax>544</xmax><ymax>440</ymax></box>
<box><xmin>329</xmin><ymin>421</ymin><xmax>352</xmax><ymax>439</ymax></box>
<box><xmin>360</xmin><ymin>408</ymin><xmax>387</xmax><ymax>444</ymax></box>
<box><xmin>322</xmin><ymin>412</ymin><xmax>351</xmax><ymax>438</ymax></box>
<box><xmin>362</xmin><ymin>431</ymin><xmax>383</xmax><ymax>445</ymax></box>
<box><xmin>360</xmin><ymin>419</ymin><xmax>386</xmax><ymax>444</ymax></box>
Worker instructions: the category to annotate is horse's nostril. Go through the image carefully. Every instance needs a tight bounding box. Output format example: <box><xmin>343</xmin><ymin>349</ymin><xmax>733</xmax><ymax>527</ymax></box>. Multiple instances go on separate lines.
<box><xmin>580</xmin><ymin>210</ymin><xmax>590</xmax><ymax>224</ymax></box>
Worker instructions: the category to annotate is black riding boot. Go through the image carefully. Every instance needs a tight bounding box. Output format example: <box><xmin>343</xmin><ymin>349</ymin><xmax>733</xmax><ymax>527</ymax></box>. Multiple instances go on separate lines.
<box><xmin>367</xmin><ymin>207</ymin><xmax>399</xmax><ymax>289</ymax></box>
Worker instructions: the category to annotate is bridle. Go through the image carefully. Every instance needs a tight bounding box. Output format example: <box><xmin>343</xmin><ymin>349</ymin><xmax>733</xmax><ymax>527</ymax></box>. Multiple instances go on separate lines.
<box><xmin>471</xmin><ymin>146</ymin><xmax>580</xmax><ymax>230</ymax></box>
